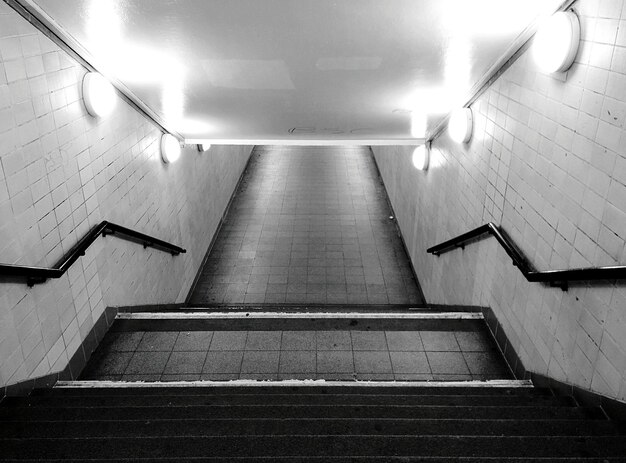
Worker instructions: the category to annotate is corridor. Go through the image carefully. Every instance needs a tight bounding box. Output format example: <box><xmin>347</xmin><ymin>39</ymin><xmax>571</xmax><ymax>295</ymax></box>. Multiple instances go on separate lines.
<box><xmin>189</xmin><ymin>146</ymin><xmax>424</xmax><ymax>306</ymax></box>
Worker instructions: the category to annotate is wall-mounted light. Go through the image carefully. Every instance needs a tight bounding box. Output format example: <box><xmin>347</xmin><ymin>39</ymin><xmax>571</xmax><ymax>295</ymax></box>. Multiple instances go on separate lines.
<box><xmin>448</xmin><ymin>108</ymin><xmax>473</xmax><ymax>144</ymax></box>
<box><xmin>412</xmin><ymin>143</ymin><xmax>430</xmax><ymax>171</ymax></box>
<box><xmin>161</xmin><ymin>134</ymin><xmax>181</xmax><ymax>163</ymax></box>
<box><xmin>532</xmin><ymin>11</ymin><xmax>580</xmax><ymax>74</ymax></box>
<box><xmin>197</xmin><ymin>144</ymin><xmax>211</xmax><ymax>152</ymax></box>
<box><xmin>82</xmin><ymin>72</ymin><xmax>117</xmax><ymax>118</ymax></box>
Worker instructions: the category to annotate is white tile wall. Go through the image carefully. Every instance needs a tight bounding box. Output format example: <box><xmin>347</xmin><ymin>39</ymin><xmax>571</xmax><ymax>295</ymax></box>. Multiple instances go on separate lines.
<box><xmin>0</xmin><ymin>3</ymin><xmax>251</xmax><ymax>387</ymax></box>
<box><xmin>374</xmin><ymin>0</ymin><xmax>626</xmax><ymax>401</ymax></box>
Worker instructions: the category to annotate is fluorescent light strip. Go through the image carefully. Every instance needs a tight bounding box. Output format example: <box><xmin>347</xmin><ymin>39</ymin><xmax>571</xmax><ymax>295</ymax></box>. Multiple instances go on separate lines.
<box><xmin>56</xmin><ymin>379</ymin><xmax>532</xmax><ymax>388</ymax></box>
<box><xmin>115</xmin><ymin>312</ymin><xmax>483</xmax><ymax>320</ymax></box>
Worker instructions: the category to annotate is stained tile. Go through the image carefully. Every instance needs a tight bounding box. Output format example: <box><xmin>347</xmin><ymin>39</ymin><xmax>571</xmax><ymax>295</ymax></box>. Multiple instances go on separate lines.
<box><xmin>463</xmin><ymin>352</ymin><xmax>511</xmax><ymax>376</ymax></box>
<box><xmin>99</xmin><ymin>332</ymin><xmax>144</xmax><ymax>352</ymax></box>
<box><xmin>136</xmin><ymin>332</ymin><xmax>179</xmax><ymax>352</ymax></box>
<box><xmin>385</xmin><ymin>331</ymin><xmax>423</xmax><ymax>351</ymax></box>
<box><xmin>81</xmin><ymin>352</ymin><xmax>133</xmax><ymax>377</ymax></box>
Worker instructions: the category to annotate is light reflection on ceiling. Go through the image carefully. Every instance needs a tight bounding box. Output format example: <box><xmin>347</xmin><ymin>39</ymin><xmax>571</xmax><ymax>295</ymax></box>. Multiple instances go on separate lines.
<box><xmin>30</xmin><ymin>0</ymin><xmax>562</xmax><ymax>142</ymax></box>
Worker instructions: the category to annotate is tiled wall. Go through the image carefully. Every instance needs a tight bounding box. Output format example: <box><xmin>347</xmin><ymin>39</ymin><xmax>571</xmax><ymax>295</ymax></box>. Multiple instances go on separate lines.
<box><xmin>0</xmin><ymin>3</ymin><xmax>251</xmax><ymax>387</ymax></box>
<box><xmin>373</xmin><ymin>0</ymin><xmax>626</xmax><ymax>401</ymax></box>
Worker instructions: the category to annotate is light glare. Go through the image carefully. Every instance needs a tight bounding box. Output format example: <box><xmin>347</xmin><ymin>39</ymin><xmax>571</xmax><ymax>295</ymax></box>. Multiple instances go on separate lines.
<box><xmin>448</xmin><ymin>108</ymin><xmax>473</xmax><ymax>144</ymax></box>
<box><xmin>161</xmin><ymin>134</ymin><xmax>181</xmax><ymax>163</ymax></box>
<box><xmin>532</xmin><ymin>12</ymin><xmax>580</xmax><ymax>74</ymax></box>
<box><xmin>412</xmin><ymin>145</ymin><xmax>429</xmax><ymax>171</ymax></box>
<box><xmin>82</xmin><ymin>72</ymin><xmax>116</xmax><ymax>118</ymax></box>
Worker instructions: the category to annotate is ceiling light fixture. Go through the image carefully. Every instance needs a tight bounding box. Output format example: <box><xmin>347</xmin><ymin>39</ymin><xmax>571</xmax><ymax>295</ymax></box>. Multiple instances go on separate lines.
<box><xmin>198</xmin><ymin>144</ymin><xmax>211</xmax><ymax>152</ymax></box>
<box><xmin>161</xmin><ymin>134</ymin><xmax>181</xmax><ymax>163</ymax></box>
<box><xmin>82</xmin><ymin>72</ymin><xmax>117</xmax><ymax>118</ymax></box>
<box><xmin>448</xmin><ymin>108</ymin><xmax>473</xmax><ymax>144</ymax></box>
<box><xmin>412</xmin><ymin>143</ymin><xmax>430</xmax><ymax>171</ymax></box>
<box><xmin>532</xmin><ymin>11</ymin><xmax>580</xmax><ymax>74</ymax></box>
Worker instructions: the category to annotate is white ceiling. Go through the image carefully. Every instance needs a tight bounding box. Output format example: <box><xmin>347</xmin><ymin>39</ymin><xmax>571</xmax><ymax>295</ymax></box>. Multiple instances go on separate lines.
<box><xmin>30</xmin><ymin>0</ymin><xmax>561</xmax><ymax>143</ymax></box>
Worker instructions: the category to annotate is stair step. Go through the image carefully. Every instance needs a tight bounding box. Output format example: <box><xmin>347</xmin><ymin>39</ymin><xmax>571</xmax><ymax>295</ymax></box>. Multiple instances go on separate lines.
<box><xmin>111</xmin><ymin>312</ymin><xmax>485</xmax><ymax>332</ymax></box>
<box><xmin>4</xmin><ymin>393</ymin><xmax>575</xmax><ymax>408</ymax></box>
<box><xmin>119</xmin><ymin>305</ymin><xmax>485</xmax><ymax>314</ymax></box>
<box><xmin>0</xmin><ymin>404</ymin><xmax>605</xmax><ymax>421</ymax></box>
<box><xmin>1</xmin><ymin>458</ymin><xmax>624</xmax><ymax>463</ymax></box>
<box><xmin>44</xmin><ymin>382</ymin><xmax>541</xmax><ymax>396</ymax></box>
<box><xmin>2</xmin><ymin>435</ymin><xmax>626</xmax><ymax>459</ymax></box>
<box><xmin>0</xmin><ymin>418</ymin><xmax>620</xmax><ymax>439</ymax></box>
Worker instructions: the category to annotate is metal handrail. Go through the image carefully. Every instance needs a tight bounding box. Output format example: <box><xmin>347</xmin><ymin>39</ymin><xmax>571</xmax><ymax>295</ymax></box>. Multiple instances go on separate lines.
<box><xmin>0</xmin><ymin>221</ymin><xmax>186</xmax><ymax>286</ymax></box>
<box><xmin>427</xmin><ymin>222</ymin><xmax>626</xmax><ymax>290</ymax></box>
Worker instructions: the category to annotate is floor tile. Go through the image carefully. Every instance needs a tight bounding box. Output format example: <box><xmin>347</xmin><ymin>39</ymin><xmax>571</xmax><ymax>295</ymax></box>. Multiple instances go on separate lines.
<box><xmin>240</xmin><ymin>351</ymin><xmax>280</xmax><ymax>373</ymax></box>
<box><xmin>353</xmin><ymin>351</ymin><xmax>393</xmax><ymax>374</ymax></box>
<box><xmin>125</xmin><ymin>352</ymin><xmax>171</xmax><ymax>375</ymax></box>
<box><xmin>455</xmin><ymin>331</ymin><xmax>493</xmax><ymax>351</ymax></box>
<box><xmin>351</xmin><ymin>331</ymin><xmax>388</xmax><ymax>351</ymax></box>
<box><xmin>426</xmin><ymin>352</ymin><xmax>470</xmax><ymax>375</ymax></box>
<box><xmin>385</xmin><ymin>331</ymin><xmax>423</xmax><ymax>351</ymax></box>
<box><xmin>81</xmin><ymin>352</ymin><xmax>133</xmax><ymax>377</ymax></box>
<box><xmin>420</xmin><ymin>331</ymin><xmax>461</xmax><ymax>351</ymax></box>
<box><xmin>279</xmin><ymin>351</ymin><xmax>316</xmax><ymax>373</ymax></box>
<box><xmin>389</xmin><ymin>351</ymin><xmax>430</xmax><ymax>374</ymax></box>
<box><xmin>173</xmin><ymin>331</ymin><xmax>213</xmax><ymax>351</ymax></box>
<box><xmin>203</xmin><ymin>351</ymin><xmax>244</xmax><ymax>373</ymax></box>
<box><xmin>99</xmin><ymin>332</ymin><xmax>144</xmax><ymax>352</ymax></box>
<box><xmin>245</xmin><ymin>331</ymin><xmax>281</xmax><ymax>350</ymax></box>
<box><xmin>316</xmin><ymin>331</ymin><xmax>352</xmax><ymax>350</ymax></box>
<box><xmin>136</xmin><ymin>332</ymin><xmax>179</xmax><ymax>352</ymax></box>
<box><xmin>200</xmin><ymin>373</ymin><xmax>240</xmax><ymax>381</ymax></box>
<box><xmin>317</xmin><ymin>351</ymin><xmax>354</xmax><ymax>373</ymax></box>
<box><xmin>161</xmin><ymin>374</ymin><xmax>201</xmax><ymax>381</ymax></box>
<box><xmin>163</xmin><ymin>351</ymin><xmax>207</xmax><ymax>374</ymax></box>
<box><xmin>463</xmin><ymin>352</ymin><xmax>511</xmax><ymax>376</ymax></box>
<box><xmin>121</xmin><ymin>374</ymin><xmax>162</xmax><ymax>381</ymax></box>
<box><xmin>281</xmin><ymin>331</ymin><xmax>316</xmax><ymax>350</ymax></box>
<box><xmin>209</xmin><ymin>331</ymin><xmax>247</xmax><ymax>351</ymax></box>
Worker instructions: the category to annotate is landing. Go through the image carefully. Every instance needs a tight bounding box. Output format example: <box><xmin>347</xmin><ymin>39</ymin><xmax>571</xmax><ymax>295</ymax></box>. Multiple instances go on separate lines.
<box><xmin>81</xmin><ymin>321</ymin><xmax>511</xmax><ymax>382</ymax></box>
<box><xmin>189</xmin><ymin>146</ymin><xmax>424</xmax><ymax>306</ymax></box>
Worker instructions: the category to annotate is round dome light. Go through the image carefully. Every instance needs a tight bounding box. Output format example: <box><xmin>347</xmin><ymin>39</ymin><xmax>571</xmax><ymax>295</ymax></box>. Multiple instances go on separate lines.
<box><xmin>198</xmin><ymin>143</ymin><xmax>211</xmax><ymax>152</ymax></box>
<box><xmin>448</xmin><ymin>108</ymin><xmax>473</xmax><ymax>144</ymax></box>
<box><xmin>412</xmin><ymin>144</ymin><xmax>429</xmax><ymax>171</ymax></box>
<box><xmin>161</xmin><ymin>134</ymin><xmax>181</xmax><ymax>163</ymax></box>
<box><xmin>532</xmin><ymin>11</ymin><xmax>580</xmax><ymax>74</ymax></box>
<box><xmin>82</xmin><ymin>72</ymin><xmax>117</xmax><ymax>118</ymax></box>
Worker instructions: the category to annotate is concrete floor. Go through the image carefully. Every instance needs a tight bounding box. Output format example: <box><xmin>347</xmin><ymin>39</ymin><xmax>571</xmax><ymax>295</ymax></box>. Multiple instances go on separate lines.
<box><xmin>189</xmin><ymin>146</ymin><xmax>424</xmax><ymax>306</ymax></box>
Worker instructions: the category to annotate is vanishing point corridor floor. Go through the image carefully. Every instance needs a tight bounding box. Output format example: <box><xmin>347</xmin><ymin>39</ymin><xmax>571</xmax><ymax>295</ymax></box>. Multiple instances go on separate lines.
<box><xmin>189</xmin><ymin>146</ymin><xmax>424</xmax><ymax>306</ymax></box>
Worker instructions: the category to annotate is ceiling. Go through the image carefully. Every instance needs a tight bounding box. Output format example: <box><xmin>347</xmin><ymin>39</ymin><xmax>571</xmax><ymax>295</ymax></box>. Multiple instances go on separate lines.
<box><xmin>29</xmin><ymin>0</ymin><xmax>561</xmax><ymax>143</ymax></box>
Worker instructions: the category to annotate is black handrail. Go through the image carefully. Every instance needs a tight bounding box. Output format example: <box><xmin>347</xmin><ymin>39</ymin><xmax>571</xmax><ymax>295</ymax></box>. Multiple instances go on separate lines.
<box><xmin>427</xmin><ymin>223</ymin><xmax>626</xmax><ymax>291</ymax></box>
<box><xmin>0</xmin><ymin>221</ymin><xmax>186</xmax><ymax>286</ymax></box>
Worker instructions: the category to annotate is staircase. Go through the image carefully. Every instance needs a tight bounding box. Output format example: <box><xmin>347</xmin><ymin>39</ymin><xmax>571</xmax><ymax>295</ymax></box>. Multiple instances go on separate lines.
<box><xmin>1</xmin><ymin>306</ymin><xmax>625</xmax><ymax>461</ymax></box>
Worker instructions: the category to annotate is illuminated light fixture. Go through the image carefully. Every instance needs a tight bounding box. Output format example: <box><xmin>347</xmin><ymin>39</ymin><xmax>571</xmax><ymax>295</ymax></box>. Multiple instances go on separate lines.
<box><xmin>198</xmin><ymin>143</ymin><xmax>211</xmax><ymax>152</ymax></box>
<box><xmin>82</xmin><ymin>72</ymin><xmax>116</xmax><ymax>118</ymax></box>
<box><xmin>532</xmin><ymin>11</ymin><xmax>580</xmax><ymax>74</ymax></box>
<box><xmin>160</xmin><ymin>134</ymin><xmax>181</xmax><ymax>163</ymax></box>
<box><xmin>412</xmin><ymin>143</ymin><xmax>430</xmax><ymax>171</ymax></box>
<box><xmin>448</xmin><ymin>108</ymin><xmax>473</xmax><ymax>144</ymax></box>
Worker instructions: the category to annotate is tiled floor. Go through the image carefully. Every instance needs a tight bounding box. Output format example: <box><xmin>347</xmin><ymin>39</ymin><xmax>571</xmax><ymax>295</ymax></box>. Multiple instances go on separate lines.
<box><xmin>81</xmin><ymin>329</ymin><xmax>511</xmax><ymax>382</ymax></box>
<box><xmin>189</xmin><ymin>146</ymin><xmax>424</xmax><ymax>305</ymax></box>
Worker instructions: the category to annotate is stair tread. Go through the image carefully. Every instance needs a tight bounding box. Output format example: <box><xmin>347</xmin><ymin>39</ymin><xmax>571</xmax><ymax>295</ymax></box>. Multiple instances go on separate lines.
<box><xmin>2</xmin><ymin>435</ymin><xmax>626</xmax><ymax>459</ymax></box>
